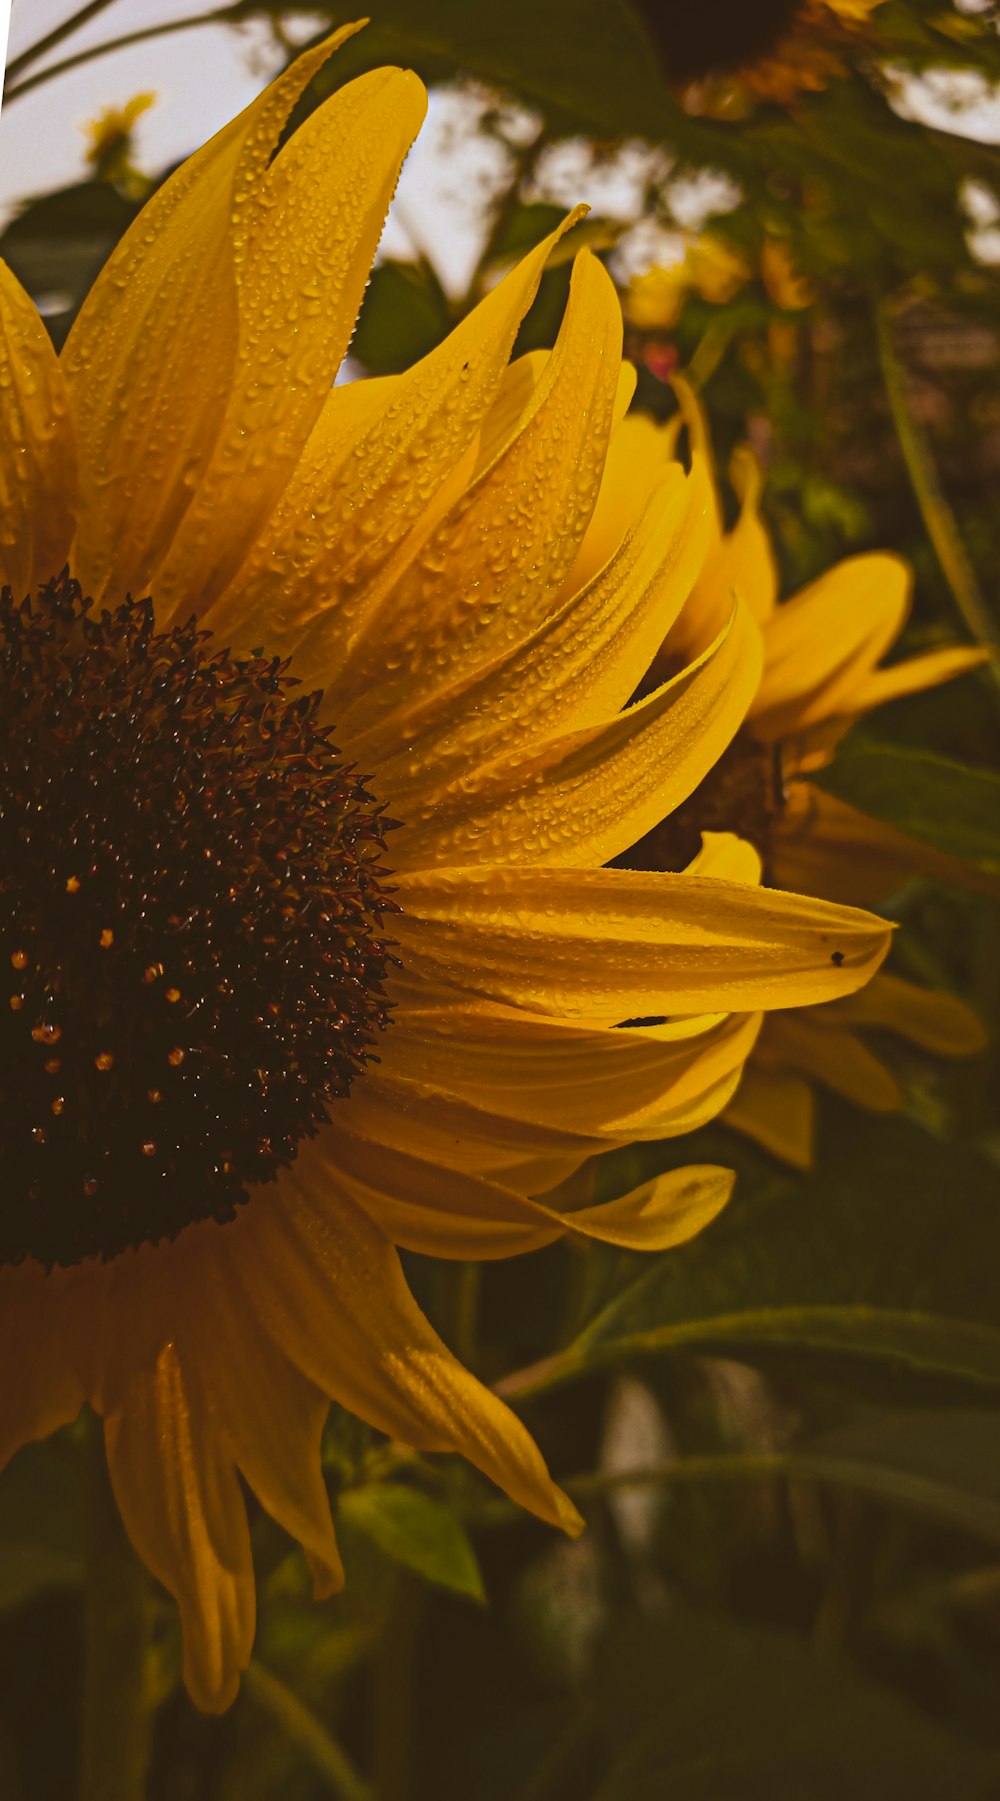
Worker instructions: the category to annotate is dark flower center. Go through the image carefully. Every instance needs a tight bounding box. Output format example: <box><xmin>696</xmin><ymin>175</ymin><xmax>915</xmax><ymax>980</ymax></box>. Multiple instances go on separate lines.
<box><xmin>620</xmin><ymin>732</ymin><xmax>786</xmax><ymax>875</ymax></box>
<box><xmin>0</xmin><ymin>572</ymin><xmax>397</xmax><ymax>1269</ymax></box>
<box><xmin>631</xmin><ymin>0</ymin><xmax>802</xmax><ymax>82</ymax></box>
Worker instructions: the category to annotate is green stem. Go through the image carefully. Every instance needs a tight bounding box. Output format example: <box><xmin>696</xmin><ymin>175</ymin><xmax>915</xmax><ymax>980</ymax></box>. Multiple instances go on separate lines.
<box><xmin>245</xmin><ymin>1662</ymin><xmax>372</xmax><ymax>1801</ymax></box>
<box><xmin>876</xmin><ymin>297</ymin><xmax>1000</xmax><ymax>694</ymax></box>
<box><xmin>4</xmin><ymin>0</ymin><xmax>121</xmax><ymax>83</ymax></box>
<box><xmin>3</xmin><ymin>5</ymin><xmax>251</xmax><ymax>102</ymax></box>
<box><xmin>78</xmin><ymin>1414</ymin><xmax>153</xmax><ymax>1801</ymax></box>
<box><xmin>686</xmin><ymin>316</ymin><xmax>737</xmax><ymax>391</ymax></box>
<box><xmin>373</xmin><ymin>1574</ymin><xmax>422</xmax><ymax>1801</ymax></box>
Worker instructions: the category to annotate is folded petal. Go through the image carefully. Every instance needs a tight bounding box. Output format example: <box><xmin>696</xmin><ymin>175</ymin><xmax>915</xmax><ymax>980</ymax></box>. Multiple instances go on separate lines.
<box><xmin>104</xmin><ymin>1342</ymin><xmax>255</xmax><ymax>1713</ymax></box>
<box><xmin>391</xmin><ymin>864</ymin><xmax>893</xmax><ymax>1016</ymax></box>
<box><xmin>229</xmin><ymin>1184</ymin><xmax>582</xmax><ymax>1535</ymax></box>
<box><xmin>0</xmin><ymin>262</ymin><xmax>75</xmax><ymax>595</ymax></box>
<box><xmin>378</xmin><ymin>987</ymin><xmax>761</xmax><ymax>1139</ymax></box>
<box><xmin>847</xmin><ymin>643</ymin><xmax>992</xmax><ymax>714</ymax></box>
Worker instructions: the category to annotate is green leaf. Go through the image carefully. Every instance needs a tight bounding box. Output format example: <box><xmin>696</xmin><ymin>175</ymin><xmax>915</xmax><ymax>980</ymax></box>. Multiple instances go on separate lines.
<box><xmin>337</xmin><ymin>1483</ymin><xmax>486</xmax><ymax>1602</ymax></box>
<box><xmin>800</xmin><ymin>1409</ymin><xmax>1000</xmax><ymax>1547</ymax></box>
<box><xmin>500</xmin><ymin>1118</ymin><xmax>1000</xmax><ymax>1400</ymax></box>
<box><xmin>816</xmin><ymin>740</ymin><xmax>1000</xmax><ymax>877</ymax></box>
<box><xmin>351</xmin><ymin>259</ymin><xmax>454</xmax><ymax>373</ymax></box>
<box><xmin>591</xmin><ymin>1610</ymin><xmax>1000</xmax><ymax>1799</ymax></box>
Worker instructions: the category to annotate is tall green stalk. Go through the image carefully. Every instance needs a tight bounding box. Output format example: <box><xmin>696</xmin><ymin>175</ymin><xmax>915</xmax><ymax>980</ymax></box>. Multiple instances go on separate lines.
<box><xmin>78</xmin><ymin>1415</ymin><xmax>153</xmax><ymax>1801</ymax></box>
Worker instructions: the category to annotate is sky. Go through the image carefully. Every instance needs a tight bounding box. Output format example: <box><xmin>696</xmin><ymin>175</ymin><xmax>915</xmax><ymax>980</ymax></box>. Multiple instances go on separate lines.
<box><xmin>1</xmin><ymin>0</ymin><xmax>999</xmax><ymax>292</ymax></box>
<box><xmin>0</xmin><ymin>0</ymin><xmax>516</xmax><ymax>293</ymax></box>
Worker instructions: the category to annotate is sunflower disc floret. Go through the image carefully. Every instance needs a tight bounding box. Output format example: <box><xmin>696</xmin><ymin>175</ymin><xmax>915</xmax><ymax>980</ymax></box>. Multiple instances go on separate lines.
<box><xmin>0</xmin><ymin>572</ymin><xmax>396</xmax><ymax>1267</ymax></box>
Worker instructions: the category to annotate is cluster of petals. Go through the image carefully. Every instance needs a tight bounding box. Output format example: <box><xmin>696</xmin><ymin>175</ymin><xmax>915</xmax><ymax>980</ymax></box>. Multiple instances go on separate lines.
<box><xmin>0</xmin><ymin>31</ymin><xmax>895</xmax><ymax>1708</ymax></box>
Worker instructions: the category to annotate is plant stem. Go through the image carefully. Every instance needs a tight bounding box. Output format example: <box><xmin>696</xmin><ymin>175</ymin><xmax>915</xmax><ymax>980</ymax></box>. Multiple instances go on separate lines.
<box><xmin>372</xmin><ymin>1574</ymin><xmax>422</xmax><ymax>1801</ymax></box>
<box><xmin>245</xmin><ymin>1662</ymin><xmax>373</xmax><ymax>1801</ymax></box>
<box><xmin>876</xmin><ymin>296</ymin><xmax>1000</xmax><ymax>695</ymax></box>
<box><xmin>78</xmin><ymin>1414</ymin><xmax>153</xmax><ymax>1801</ymax></box>
<box><xmin>3</xmin><ymin>5</ymin><xmax>250</xmax><ymax>103</ymax></box>
<box><xmin>4</xmin><ymin>0</ymin><xmax>121</xmax><ymax>83</ymax></box>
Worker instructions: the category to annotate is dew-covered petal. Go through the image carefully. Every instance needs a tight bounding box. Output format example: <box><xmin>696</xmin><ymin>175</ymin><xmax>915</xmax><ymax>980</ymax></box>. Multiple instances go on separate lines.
<box><xmin>216</xmin><ymin>218</ymin><xmax>586</xmax><ymax>695</ymax></box>
<box><xmin>331</xmin><ymin>246</ymin><xmax>624</xmax><ymax>726</ymax></box>
<box><xmin>0</xmin><ymin>262</ymin><xmax>76</xmax><ymax>596</ymax></box>
<box><xmin>155</xmin><ymin>65</ymin><xmax>427</xmax><ymax>621</ymax></box>
<box><xmin>392</xmin><ymin>601</ymin><xmax>760</xmax><ymax>869</ymax></box>
<box><xmin>228</xmin><ymin>1183</ymin><xmax>582</xmax><ymax>1534</ymax></box>
<box><xmin>391</xmin><ymin>864</ymin><xmax>893</xmax><ymax>1017</ymax></box>
<box><xmin>355</xmin><ymin>455</ymin><xmax>713</xmax><ymax>784</ymax></box>
<box><xmin>63</xmin><ymin>29</ymin><xmax>364</xmax><ymax>604</ymax></box>
<box><xmin>553</xmin><ymin>410</ymin><xmax>677</xmax><ymax>604</ymax></box>
<box><xmin>750</xmin><ymin>553</ymin><xmax>912</xmax><ymax>742</ymax></box>
<box><xmin>104</xmin><ymin>1342</ymin><xmax>255</xmax><ymax>1713</ymax></box>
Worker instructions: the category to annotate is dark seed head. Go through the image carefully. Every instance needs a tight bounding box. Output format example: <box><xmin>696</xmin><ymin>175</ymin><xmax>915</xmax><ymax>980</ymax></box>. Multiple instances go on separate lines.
<box><xmin>0</xmin><ymin>571</ymin><xmax>398</xmax><ymax>1269</ymax></box>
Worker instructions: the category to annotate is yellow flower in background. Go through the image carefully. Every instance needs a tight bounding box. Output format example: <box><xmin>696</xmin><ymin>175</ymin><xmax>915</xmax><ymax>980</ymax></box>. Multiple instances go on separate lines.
<box><xmin>81</xmin><ymin>90</ymin><xmax>156</xmax><ymax>195</ymax></box>
<box><xmin>566</xmin><ymin>394</ymin><xmax>989</xmax><ymax>1167</ymax></box>
<box><xmin>681</xmin><ymin>0</ymin><xmax>888</xmax><ymax>112</ymax></box>
<box><xmin>0</xmin><ymin>32</ymin><xmax>893</xmax><ymax>1710</ymax></box>
<box><xmin>625</xmin><ymin>235</ymin><xmax>813</xmax><ymax>337</ymax></box>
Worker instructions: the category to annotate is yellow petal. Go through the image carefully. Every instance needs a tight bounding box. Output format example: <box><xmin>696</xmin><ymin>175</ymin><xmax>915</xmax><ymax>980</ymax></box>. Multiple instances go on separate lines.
<box><xmin>378</xmin><ymin>986</ymin><xmax>761</xmax><ymax>1141</ymax></box>
<box><xmin>0</xmin><ymin>261</ymin><xmax>75</xmax><ymax>595</ymax></box>
<box><xmin>847</xmin><ymin>644</ymin><xmax>992</xmax><ymax>714</ymax></box>
<box><xmin>223</xmin><ymin>214</ymin><xmax>588</xmax><ymax>702</ymax></box>
<box><xmin>331</xmin><ymin>244</ymin><xmax>623</xmax><ymax>728</ymax></box>
<box><xmin>394</xmin><ymin>600</ymin><xmax>760</xmax><ymax>870</ymax></box>
<box><xmin>230</xmin><ymin>1184</ymin><xmax>582</xmax><ymax>1536</ymax></box>
<box><xmin>391</xmin><ymin>864</ymin><xmax>892</xmax><ymax>1017</ymax></box>
<box><xmin>186</xmin><ymin>1237</ymin><xmax>343</xmax><ymax>1597</ymax></box>
<box><xmin>104</xmin><ymin>1343</ymin><xmax>255</xmax><ymax>1713</ymax></box>
<box><xmin>357</xmin><ymin>455</ymin><xmax>713</xmax><ymax>790</ymax></box>
<box><xmin>322</xmin><ymin>1123</ymin><xmax>733</xmax><ymax>1262</ymax></box>
<box><xmin>554</xmin><ymin>410</ymin><xmax>679</xmax><ymax>602</ymax></box>
<box><xmin>771</xmin><ymin>782</ymin><xmax>1000</xmax><ymax>904</ymax></box>
<box><xmin>759</xmin><ymin>1011</ymin><xmax>903</xmax><ymax>1111</ymax></box>
<box><xmin>750</xmin><ymin>553</ymin><xmax>912</xmax><ymax>741</ymax></box>
<box><xmin>723</xmin><ymin>1066</ymin><xmax>815</xmax><ymax>1168</ymax></box>
<box><xmin>819</xmin><ymin>970</ymin><xmax>986</xmax><ymax>1055</ymax></box>
<box><xmin>154</xmin><ymin>65</ymin><xmax>428</xmax><ymax>620</ymax></box>
<box><xmin>562</xmin><ymin>1164</ymin><xmax>734</xmax><ymax>1249</ymax></box>
<box><xmin>64</xmin><ymin>27</ymin><xmax>368</xmax><ymax>603</ymax></box>
<box><xmin>0</xmin><ymin>1259</ymin><xmax>85</xmax><ymax>1470</ymax></box>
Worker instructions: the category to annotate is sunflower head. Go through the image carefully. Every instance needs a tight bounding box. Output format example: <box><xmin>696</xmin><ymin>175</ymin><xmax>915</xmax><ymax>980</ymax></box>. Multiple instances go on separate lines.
<box><xmin>0</xmin><ymin>570</ymin><xmax>396</xmax><ymax>1268</ymax></box>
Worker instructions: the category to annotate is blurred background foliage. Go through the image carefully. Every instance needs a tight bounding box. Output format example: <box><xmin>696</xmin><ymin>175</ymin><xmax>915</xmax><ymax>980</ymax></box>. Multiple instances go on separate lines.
<box><xmin>2</xmin><ymin>2</ymin><xmax>1000</xmax><ymax>1798</ymax></box>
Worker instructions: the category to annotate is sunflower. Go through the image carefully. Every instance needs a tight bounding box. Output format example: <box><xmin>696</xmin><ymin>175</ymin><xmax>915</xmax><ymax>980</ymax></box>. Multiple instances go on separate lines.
<box><xmin>630</xmin><ymin>0</ymin><xmax>886</xmax><ymax>113</ymax></box>
<box><xmin>0</xmin><ymin>31</ymin><xmax>894</xmax><ymax>1710</ymax></box>
<box><xmin>577</xmin><ymin>395</ymin><xmax>989</xmax><ymax>1167</ymax></box>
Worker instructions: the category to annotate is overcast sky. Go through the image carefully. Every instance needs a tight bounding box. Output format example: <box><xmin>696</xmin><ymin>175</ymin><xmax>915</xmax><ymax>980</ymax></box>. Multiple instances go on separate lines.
<box><xmin>2</xmin><ymin>0</ymin><xmax>999</xmax><ymax>292</ymax></box>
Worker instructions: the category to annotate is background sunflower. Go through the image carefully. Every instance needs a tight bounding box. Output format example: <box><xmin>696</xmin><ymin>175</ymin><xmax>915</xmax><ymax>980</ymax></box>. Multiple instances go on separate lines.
<box><xmin>1</xmin><ymin>3</ymin><xmax>999</xmax><ymax>1799</ymax></box>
